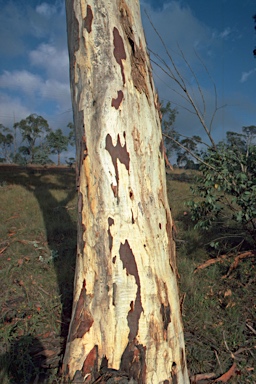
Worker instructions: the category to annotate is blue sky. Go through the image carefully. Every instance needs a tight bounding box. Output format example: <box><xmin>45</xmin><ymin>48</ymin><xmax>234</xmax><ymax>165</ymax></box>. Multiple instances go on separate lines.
<box><xmin>0</xmin><ymin>0</ymin><xmax>255</xmax><ymax>152</ymax></box>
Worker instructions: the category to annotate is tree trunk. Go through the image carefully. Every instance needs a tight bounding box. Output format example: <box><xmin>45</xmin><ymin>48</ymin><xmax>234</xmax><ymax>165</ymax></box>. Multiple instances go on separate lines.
<box><xmin>63</xmin><ymin>1</ymin><xmax>189</xmax><ymax>383</ymax></box>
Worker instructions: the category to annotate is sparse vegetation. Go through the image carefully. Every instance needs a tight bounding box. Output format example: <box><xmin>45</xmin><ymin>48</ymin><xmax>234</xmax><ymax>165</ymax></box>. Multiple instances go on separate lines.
<box><xmin>0</xmin><ymin>166</ymin><xmax>255</xmax><ymax>383</ymax></box>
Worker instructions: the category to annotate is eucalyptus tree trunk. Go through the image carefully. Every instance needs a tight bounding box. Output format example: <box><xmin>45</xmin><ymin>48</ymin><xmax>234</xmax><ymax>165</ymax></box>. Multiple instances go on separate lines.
<box><xmin>63</xmin><ymin>1</ymin><xmax>189</xmax><ymax>383</ymax></box>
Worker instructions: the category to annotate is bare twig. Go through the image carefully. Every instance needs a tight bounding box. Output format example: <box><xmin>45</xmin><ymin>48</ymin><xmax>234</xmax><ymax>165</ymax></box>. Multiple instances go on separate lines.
<box><xmin>163</xmin><ymin>132</ymin><xmax>216</xmax><ymax>170</ymax></box>
<box><xmin>214</xmin><ymin>349</ymin><xmax>223</xmax><ymax>374</ymax></box>
<box><xmin>145</xmin><ymin>10</ymin><xmax>219</xmax><ymax>149</ymax></box>
<box><xmin>246</xmin><ymin>323</ymin><xmax>256</xmax><ymax>335</ymax></box>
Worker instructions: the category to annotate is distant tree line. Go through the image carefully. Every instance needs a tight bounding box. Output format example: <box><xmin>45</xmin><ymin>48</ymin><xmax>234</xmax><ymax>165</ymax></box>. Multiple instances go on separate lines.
<box><xmin>0</xmin><ymin>114</ymin><xmax>75</xmax><ymax>166</ymax></box>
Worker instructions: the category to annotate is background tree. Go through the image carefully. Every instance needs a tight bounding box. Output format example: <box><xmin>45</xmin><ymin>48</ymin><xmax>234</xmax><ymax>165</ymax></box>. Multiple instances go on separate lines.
<box><xmin>67</xmin><ymin>121</ymin><xmax>75</xmax><ymax>147</ymax></box>
<box><xmin>161</xmin><ymin>101</ymin><xmax>179</xmax><ymax>159</ymax></box>
<box><xmin>14</xmin><ymin>114</ymin><xmax>50</xmax><ymax>164</ymax></box>
<box><xmin>46</xmin><ymin>128</ymin><xmax>69</xmax><ymax>166</ymax></box>
<box><xmin>176</xmin><ymin>136</ymin><xmax>201</xmax><ymax>168</ymax></box>
<box><xmin>63</xmin><ymin>0</ymin><xmax>189</xmax><ymax>383</ymax></box>
<box><xmin>188</xmin><ymin>127</ymin><xmax>256</xmax><ymax>249</ymax></box>
<box><xmin>0</xmin><ymin>124</ymin><xmax>14</xmax><ymax>163</ymax></box>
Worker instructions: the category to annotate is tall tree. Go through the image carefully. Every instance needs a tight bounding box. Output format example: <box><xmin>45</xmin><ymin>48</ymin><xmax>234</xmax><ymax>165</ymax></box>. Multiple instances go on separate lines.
<box><xmin>14</xmin><ymin>114</ymin><xmax>50</xmax><ymax>164</ymax></box>
<box><xmin>176</xmin><ymin>136</ymin><xmax>202</xmax><ymax>168</ymax></box>
<box><xmin>161</xmin><ymin>101</ymin><xmax>179</xmax><ymax>159</ymax></box>
<box><xmin>0</xmin><ymin>124</ymin><xmax>14</xmax><ymax>163</ymax></box>
<box><xmin>46</xmin><ymin>128</ymin><xmax>69</xmax><ymax>165</ymax></box>
<box><xmin>63</xmin><ymin>1</ymin><xmax>189</xmax><ymax>383</ymax></box>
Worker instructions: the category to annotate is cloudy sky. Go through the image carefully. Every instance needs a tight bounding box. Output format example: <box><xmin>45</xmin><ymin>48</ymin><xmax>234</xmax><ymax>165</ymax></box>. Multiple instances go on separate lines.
<box><xmin>0</xmin><ymin>0</ymin><xmax>255</xmax><ymax>151</ymax></box>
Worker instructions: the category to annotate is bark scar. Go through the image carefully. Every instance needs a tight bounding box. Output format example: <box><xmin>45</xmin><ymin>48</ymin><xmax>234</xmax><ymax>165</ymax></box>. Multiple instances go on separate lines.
<box><xmin>108</xmin><ymin>217</ymin><xmax>114</xmax><ymax>251</ymax></box>
<box><xmin>105</xmin><ymin>134</ymin><xmax>130</xmax><ymax>197</ymax></box>
<box><xmin>68</xmin><ymin>280</ymin><xmax>94</xmax><ymax>341</ymax></box>
<box><xmin>111</xmin><ymin>90</ymin><xmax>124</xmax><ymax>109</ymax></box>
<box><xmin>84</xmin><ymin>5</ymin><xmax>93</xmax><ymax>33</ymax></box>
<box><xmin>119</xmin><ymin>240</ymin><xmax>143</xmax><ymax>340</ymax></box>
<box><xmin>113</xmin><ymin>27</ymin><xmax>126</xmax><ymax>85</ymax></box>
<box><xmin>119</xmin><ymin>1</ymin><xmax>150</xmax><ymax>98</ymax></box>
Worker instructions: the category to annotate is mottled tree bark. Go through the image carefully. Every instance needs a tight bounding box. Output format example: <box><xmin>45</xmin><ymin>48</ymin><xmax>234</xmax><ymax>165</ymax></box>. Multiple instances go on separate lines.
<box><xmin>63</xmin><ymin>1</ymin><xmax>189</xmax><ymax>383</ymax></box>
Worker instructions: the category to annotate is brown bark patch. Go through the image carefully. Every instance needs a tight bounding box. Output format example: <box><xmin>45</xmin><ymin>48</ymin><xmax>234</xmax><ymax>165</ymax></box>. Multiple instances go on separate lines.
<box><xmin>119</xmin><ymin>241</ymin><xmax>143</xmax><ymax>340</ymax></box>
<box><xmin>77</xmin><ymin>192</ymin><xmax>85</xmax><ymax>256</ymax></box>
<box><xmin>159</xmin><ymin>138</ymin><xmax>164</xmax><ymax>157</ymax></box>
<box><xmin>160</xmin><ymin>302</ymin><xmax>171</xmax><ymax>331</ymax></box>
<box><xmin>111</xmin><ymin>90</ymin><xmax>124</xmax><ymax>109</ymax></box>
<box><xmin>111</xmin><ymin>183</ymin><xmax>118</xmax><ymax>198</ymax></box>
<box><xmin>131</xmin><ymin>210</ymin><xmax>135</xmax><ymax>224</ymax></box>
<box><xmin>171</xmin><ymin>362</ymin><xmax>178</xmax><ymax>384</ymax></box>
<box><xmin>113</xmin><ymin>27</ymin><xmax>126</xmax><ymax>85</ymax></box>
<box><xmin>130</xmin><ymin>40</ymin><xmax>149</xmax><ymax>99</ymax></box>
<box><xmin>81</xmin><ymin>345</ymin><xmax>98</xmax><ymax>380</ymax></box>
<box><xmin>105</xmin><ymin>134</ymin><xmax>130</xmax><ymax>185</ymax></box>
<box><xmin>72</xmin><ymin>14</ymin><xmax>80</xmax><ymax>53</ymax></box>
<box><xmin>68</xmin><ymin>280</ymin><xmax>94</xmax><ymax>341</ymax></box>
<box><xmin>120</xmin><ymin>341</ymin><xmax>146</xmax><ymax>383</ymax></box>
<box><xmin>180</xmin><ymin>347</ymin><xmax>187</xmax><ymax>374</ymax></box>
<box><xmin>108</xmin><ymin>217</ymin><xmax>114</xmax><ymax>251</ymax></box>
<box><xmin>83</xmin><ymin>5</ymin><xmax>93</xmax><ymax>33</ymax></box>
<box><xmin>154</xmin><ymin>92</ymin><xmax>162</xmax><ymax>120</ymax></box>
<box><xmin>119</xmin><ymin>1</ymin><xmax>149</xmax><ymax>99</ymax></box>
<box><xmin>165</xmin><ymin>208</ymin><xmax>177</xmax><ymax>272</ymax></box>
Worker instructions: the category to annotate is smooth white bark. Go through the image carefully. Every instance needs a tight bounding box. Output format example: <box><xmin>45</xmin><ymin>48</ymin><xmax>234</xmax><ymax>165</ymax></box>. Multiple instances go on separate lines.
<box><xmin>64</xmin><ymin>1</ymin><xmax>189</xmax><ymax>383</ymax></box>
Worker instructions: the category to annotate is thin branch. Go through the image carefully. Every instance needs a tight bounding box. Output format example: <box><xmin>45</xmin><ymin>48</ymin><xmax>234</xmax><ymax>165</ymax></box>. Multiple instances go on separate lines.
<box><xmin>162</xmin><ymin>132</ymin><xmax>216</xmax><ymax>170</ymax></box>
<box><xmin>178</xmin><ymin>44</ymin><xmax>206</xmax><ymax>118</ymax></box>
<box><xmin>145</xmin><ymin>10</ymin><xmax>217</xmax><ymax>149</ymax></box>
<box><xmin>170</xmin><ymin>131</ymin><xmax>211</xmax><ymax>149</ymax></box>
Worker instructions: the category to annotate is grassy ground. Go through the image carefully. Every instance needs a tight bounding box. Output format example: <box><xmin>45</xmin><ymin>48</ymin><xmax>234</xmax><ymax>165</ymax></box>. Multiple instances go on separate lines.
<box><xmin>0</xmin><ymin>166</ymin><xmax>255</xmax><ymax>383</ymax></box>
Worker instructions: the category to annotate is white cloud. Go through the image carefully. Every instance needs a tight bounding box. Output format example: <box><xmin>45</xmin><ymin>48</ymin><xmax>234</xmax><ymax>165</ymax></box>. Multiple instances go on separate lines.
<box><xmin>40</xmin><ymin>79</ymin><xmax>71</xmax><ymax>110</ymax></box>
<box><xmin>240</xmin><ymin>68</ymin><xmax>256</xmax><ymax>83</ymax></box>
<box><xmin>0</xmin><ymin>68</ymin><xmax>70</xmax><ymax>113</ymax></box>
<box><xmin>29</xmin><ymin>43</ymin><xmax>69</xmax><ymax>82</ymax></box>
<box><xmin>36</xmin><ymin>3</ymin><xmax>57</xmax><ymax>18</ymax></box>
<box><xmin>219</xmin><ymin>27</ymin><xmax>231</xmax><ymax>39</ymax></box>
<box><xmin>0</xmin><ymin>93</ymin><xmax>31</xmax><ymax>128</ymax></box>
<box><xmin>0</xmin><ymin>70</ymin><xmax>43</xmax><ymax>96</ymax></box>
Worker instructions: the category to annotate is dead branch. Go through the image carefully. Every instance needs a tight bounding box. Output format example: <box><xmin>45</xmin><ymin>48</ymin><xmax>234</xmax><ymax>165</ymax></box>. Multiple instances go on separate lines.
<box><xmin>194</xmin><ymin>251</ymin><xmax>256</xmax><ymax>276</ymax></box>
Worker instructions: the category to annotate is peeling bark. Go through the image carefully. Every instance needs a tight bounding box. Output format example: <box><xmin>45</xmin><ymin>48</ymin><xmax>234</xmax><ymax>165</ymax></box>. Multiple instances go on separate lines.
<box><xmin>64</xmin><ymin>1</ymin><xmax>189</xmax><ymax>383</ymax></box>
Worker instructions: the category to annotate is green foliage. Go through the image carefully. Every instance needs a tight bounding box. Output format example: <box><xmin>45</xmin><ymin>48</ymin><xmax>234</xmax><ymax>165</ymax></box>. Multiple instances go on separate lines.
<box><xmin>67</xmin><ymin>122</ymin><xmax>75</xmax><ymax>147</ymax></box>
<box><xmin>160</xmin><ymin>101</ymin><xmax>203</xmax><ymax>168</ymax></box>
<box><xmin>0</xmin><ymin>124</ymin><xmax>14</xmax><ymax>163</ymax></box>
<box><xmin>14</xmin><ymin>114</ymin><xmax>50</xmax><ymax>164</ymax></box>
<box><xmin>46</xmin><ymin>128</ymin><xmax>69</xmax><ymax>165</ymax></box>
<box><xmin>161</xmin><ymin>101</ymin><xmax>179</xmax><ymax>158</ymax></box>
<box><xmin>188</xmin><ymin>127</ymin><xmax>256</xmax><ymax>247</ymax></box>
<box><xmin>176</xmin><ymin>135</ymin><xmax>202</xmax><ymax>168</ymax></box>
<box><xmin>65</xmin><ymin>157</ymin><xmax>76</xmax><ymax>167</ymax></box>
<box><xmin>167</xmin><ymin>169</ymin><xmax>256</xmax><ymax>382</ymax></box>
<box><xmin>0</xmin><ymin>115</ymin><xmax>75</xmax><ymax>166</ymax></box>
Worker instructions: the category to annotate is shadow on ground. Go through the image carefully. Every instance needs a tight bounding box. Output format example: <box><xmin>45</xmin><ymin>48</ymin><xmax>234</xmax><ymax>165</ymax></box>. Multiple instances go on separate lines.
<box><xmin>0</xmin><ymin>165</ymin><xmax>77</xmax><ymax>383</ymax></box>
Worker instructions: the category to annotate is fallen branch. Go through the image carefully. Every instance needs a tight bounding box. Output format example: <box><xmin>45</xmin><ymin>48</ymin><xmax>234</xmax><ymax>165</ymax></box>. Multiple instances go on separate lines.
<box><xmin>0</xmin><ymin>242</ymin><xmax>9</xmax><ymax>255</ymax></box>
<box><xmin>194</xmin><ymin>254</ymin><xmax>228</xmax><ymax>273</ymax></box>
<box><xmin>222</xmin><ymin>251</ymin><xmax>256</xmax><ymax>278</ymax></box>
<box><xmin>194</xmin><ymin>251</ymin><xmax>256</xmax><ymax>276</ymax></box>
<box><xmin>214</xmin><ymin>362</ymin><xmax>237</xmax><ymax>383</ymax></box>
<box><xmin>190</xmin><ymin>372</ymin><xmax>216</xmax><ymax>383</ymax></box>
<box><xmin>246</xmin><ymin>323</ymin><xmax>256</xmax><ymax>336</ymax></box>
